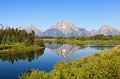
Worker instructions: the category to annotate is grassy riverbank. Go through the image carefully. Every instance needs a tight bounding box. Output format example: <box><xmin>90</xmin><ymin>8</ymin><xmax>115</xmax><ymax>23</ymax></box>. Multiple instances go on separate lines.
<box><xmin>41</xmin><ymin>34</ymin><xmax>120</xmax><ymax>44</ymax></box>
<box><xmin>20</xmin><ymin>45</ymin><xmax>120</xmax><ymax>79</ymax></box>
<box><xmin>43</xmin><ymin>38</ymin><xmax>120</xmax><ymax>44</ymax></box>
<box><xmin>0</xmin><ymin>43</ymin><xmax>44</xmax><ymax>54</ymax></box>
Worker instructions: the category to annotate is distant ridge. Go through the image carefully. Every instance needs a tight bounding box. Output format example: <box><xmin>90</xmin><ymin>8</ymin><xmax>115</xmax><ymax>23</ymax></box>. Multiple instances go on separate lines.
<box><xmin>0</xmin><ymin>24</ymin><xmax>9</xmax><ymax>30</ymax></box>
<box><xmin>0</xmin><ymin>20</ymin><xmax>120</xmax><ymax>36</ymax></box>
<box><xmin>18</xmin><ymin>25</ymin><xmax>42</xmax><ymax>36</ymax></box>
<box><xmin>98</xmin><ymin>25</ymin><xmax>119</xmax><ymax>35</ymax></box>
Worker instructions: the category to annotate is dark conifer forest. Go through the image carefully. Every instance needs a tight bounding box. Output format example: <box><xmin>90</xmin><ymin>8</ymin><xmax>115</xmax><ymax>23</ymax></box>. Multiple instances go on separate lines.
<box><xmin>0</xmin><ymin>28</ymin><xmax>35</xmax><ymax>45</ymax></box>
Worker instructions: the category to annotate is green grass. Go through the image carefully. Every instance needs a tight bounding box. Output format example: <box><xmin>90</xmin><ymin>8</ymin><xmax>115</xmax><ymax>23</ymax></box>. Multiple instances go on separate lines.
<box><xmin>43</xmin><ymin>38</ymin><xmax>120</xmax><ymax>44</ymax></box>
<box><xmin>0</xmin><ymin>43</ymin><xmax>44</xmax><ymax>54</ymax></box>
<box><xmin>20</xmin><ymin>45</ymin><xmax>120</xmax><ymax>79</ymax></box>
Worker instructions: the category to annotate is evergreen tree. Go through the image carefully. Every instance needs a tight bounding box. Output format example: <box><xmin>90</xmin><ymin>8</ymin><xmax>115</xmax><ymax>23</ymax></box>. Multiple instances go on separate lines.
<box><xmin>31</xmin><ymin>30</ymin><xmax>35</xmax><ymax>44</ymax></box>
<box><xmin>11</xmin><ymin>34</ymin><xmax>15</xmax><ymax>43</ymax></box>
<box><xmin>6</xmin><ymin>35</ymin><xmax>11</xmax><ymax>44</ymax></box>
<box><xmin>2</xmin><ymin>35</ymin><xmax>6</xmax><ymax>44</ymax></box>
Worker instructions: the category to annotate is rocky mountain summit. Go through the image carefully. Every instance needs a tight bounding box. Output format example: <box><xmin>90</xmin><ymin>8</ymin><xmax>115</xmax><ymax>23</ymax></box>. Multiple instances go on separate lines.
<box><xmin>40</xmin><ymin>19</ymin><xmax>81</xmax><ymax>37</ymax></box>
<box><xmin>90</xmin><ymin>29</ymin><xmax>98</xmax><ymax>36</ymax></box>
<box><xmin>52</xmin><ymin>19</ymin><xmax>80</xmax><ymax>36</ymax></box>
<box><xmin>98</xmin><ymin>25</ymin><xmax>119</xmax><ymax>35</ymax></box>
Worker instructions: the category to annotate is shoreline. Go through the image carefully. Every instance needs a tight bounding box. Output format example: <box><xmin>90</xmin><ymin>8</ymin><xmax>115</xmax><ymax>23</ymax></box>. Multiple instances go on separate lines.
<box><xmin>20</xmin><ymin>44</ymin><xmax>120</xmax><ymax>79</ymax></box>
<box><xmin>0</xmin><ymin>43</ymin><xmax>44</xmax><ymax>54</ymax></box>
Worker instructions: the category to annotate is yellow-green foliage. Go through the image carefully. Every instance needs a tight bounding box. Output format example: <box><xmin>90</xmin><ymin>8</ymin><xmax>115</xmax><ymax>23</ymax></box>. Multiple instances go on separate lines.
<box><xmin>0</xmin><ymin>43</ymin><xmax>44</xmax><ymax>54</ymax></box>
<box><xmin>20</xmin><ymin>69</ymin><xmax>48</xmax><ymax>79</ymax></box>
<box><xmin>43</xmin><ymin>38</ymin><xmax>120</xmax><ymax>44</ymax></box>
<box><xmin>20</xmin><ymin>45</ymin><xmax>120</xmax><ymax>79</ymax></box>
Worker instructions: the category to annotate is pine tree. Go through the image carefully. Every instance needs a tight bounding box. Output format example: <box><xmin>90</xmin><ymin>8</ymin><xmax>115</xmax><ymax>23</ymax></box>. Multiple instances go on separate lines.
<box><xmin>2</xmin><ymin>35</ymin><xmax>6</xmax><ymax>44</ymax></box>
<box><xmin>31</xmin><ymin>30</ymin><xmax>35</xmax><ymax>44</ymax></box>
<box><xmin>6</xmin><ymin>35</ymin><xmax>11</xmax><ymax>44</ymax></box>
<box><xmin>11</xmin><ymin>34</ymin><xmax>15</xmax><ymax>43</ymax></box>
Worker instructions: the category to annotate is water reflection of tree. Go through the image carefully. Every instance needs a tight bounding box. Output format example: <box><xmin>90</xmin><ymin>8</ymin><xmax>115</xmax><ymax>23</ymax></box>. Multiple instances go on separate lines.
<box><xmin>89</xmin><ymin>46</ymin><xmax>114</xmax><ymax>50</ymax></box>
<box><xmin>0</xmin><ymin>48</ymin><xmax>45</xmax><ymax>64</ymax></box>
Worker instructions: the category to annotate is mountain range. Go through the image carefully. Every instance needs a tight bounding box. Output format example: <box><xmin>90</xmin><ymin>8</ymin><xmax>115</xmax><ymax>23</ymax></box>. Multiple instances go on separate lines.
<box><xmin>0</xmin><ymin>19</ymin><xmax>120</xmax><ymax>36</ymax></box>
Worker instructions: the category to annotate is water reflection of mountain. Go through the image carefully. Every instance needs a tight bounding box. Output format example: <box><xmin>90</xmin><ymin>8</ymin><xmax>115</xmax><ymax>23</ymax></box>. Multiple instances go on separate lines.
<box><xmin>45</xmin><ymin>43</ymin><xmax>81</xmax><ymax>58</ymax></box>
<box><xmin>0</xmin><ymin>48</ymin><xmax>45</xmax><ymax>64</ymax></box>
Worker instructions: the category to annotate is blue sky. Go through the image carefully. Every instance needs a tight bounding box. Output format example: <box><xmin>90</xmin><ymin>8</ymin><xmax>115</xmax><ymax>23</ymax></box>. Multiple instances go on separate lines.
<box><xmin>0</xmin><ymin>0</ymin><xmax>120</xmax><ymax>30</ymax></box>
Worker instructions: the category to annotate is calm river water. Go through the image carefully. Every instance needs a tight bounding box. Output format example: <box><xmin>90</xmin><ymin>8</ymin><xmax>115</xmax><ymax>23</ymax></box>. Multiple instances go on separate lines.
<box><xmin>0</xmin><ymin>43</ymin><xmax>116</xmax><ymax>79</ymax></box>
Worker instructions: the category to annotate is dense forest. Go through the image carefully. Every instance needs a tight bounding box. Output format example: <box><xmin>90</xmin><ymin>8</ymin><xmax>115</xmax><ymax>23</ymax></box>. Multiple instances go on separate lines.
<box><xmin>0</xmin><ymin>28</ymin><xmax>35</xmax><ymax>45</ymax></box>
